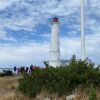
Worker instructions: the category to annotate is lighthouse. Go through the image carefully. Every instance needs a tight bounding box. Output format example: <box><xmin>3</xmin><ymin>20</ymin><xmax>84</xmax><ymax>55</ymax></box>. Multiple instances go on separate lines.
<box><xmin>49</xmin><ymin>17</ymin><xmax>60</xmax><ymax>67</ymax></box>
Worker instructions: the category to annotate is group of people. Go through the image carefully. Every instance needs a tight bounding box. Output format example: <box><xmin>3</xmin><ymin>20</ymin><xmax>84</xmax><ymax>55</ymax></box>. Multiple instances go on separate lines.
<box><xmin>13</xmin><ymin>65</ymin><xmax>37</xmax><ymax>74</ymax></box>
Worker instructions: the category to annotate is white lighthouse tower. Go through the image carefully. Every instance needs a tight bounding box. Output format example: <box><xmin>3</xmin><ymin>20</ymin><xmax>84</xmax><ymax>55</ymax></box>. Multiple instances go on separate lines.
<box><xmin>49</xmin><ymin>17</ymin><xmax>60</xmax><ymax>67</ymax></box>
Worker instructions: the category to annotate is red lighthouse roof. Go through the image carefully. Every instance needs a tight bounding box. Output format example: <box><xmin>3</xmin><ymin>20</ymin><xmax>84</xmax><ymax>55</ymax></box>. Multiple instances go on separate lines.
<box><xmin>52</xmin><ymin>17</ymin><xmax>58</xmax><ymax>22</ymax></box>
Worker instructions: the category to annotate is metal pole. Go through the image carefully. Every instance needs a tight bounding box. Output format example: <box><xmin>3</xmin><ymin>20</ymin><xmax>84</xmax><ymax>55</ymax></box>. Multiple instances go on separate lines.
<box><xmin>81</xmin><ymin>0</ymin><xmax>85</xmax><ymax>60</ymax></box>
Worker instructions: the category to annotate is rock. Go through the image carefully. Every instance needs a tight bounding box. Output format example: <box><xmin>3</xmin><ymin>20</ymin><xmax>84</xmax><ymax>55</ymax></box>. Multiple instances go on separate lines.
<box><xmin>42</xmin><ymin>98</ymin><xmax>51</xmax><ymax>100</ymax></box>
<box><xmin>66</xmin><ymin>95</ymin><xmax>75</xmax><ymax>100</ymax></box>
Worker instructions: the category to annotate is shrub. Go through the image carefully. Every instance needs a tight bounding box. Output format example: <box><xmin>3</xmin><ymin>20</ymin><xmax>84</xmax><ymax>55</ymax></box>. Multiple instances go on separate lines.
<box><xmin>88</xmin><ymin>84</ymin><xmax>97</xmax><ymax>100</ymax></box>
<box><xmin>18</xmin><ymin>56</ymin><xmax>100</xmax><ymax>98</ymax></box>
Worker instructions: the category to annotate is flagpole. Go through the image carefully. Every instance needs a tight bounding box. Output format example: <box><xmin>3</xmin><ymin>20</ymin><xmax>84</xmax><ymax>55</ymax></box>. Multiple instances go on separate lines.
<box><xmin>81</xmin><ymin>0</ymin><xmax>85</xmax><ymax>60</ymax></box>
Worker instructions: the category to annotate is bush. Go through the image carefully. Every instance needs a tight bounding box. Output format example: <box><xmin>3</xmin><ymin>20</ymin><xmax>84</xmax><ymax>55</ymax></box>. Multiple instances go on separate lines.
<box><xmin>88</xmin><ymin>84</ymin><xmax>97</xmax><ymax>100</ymax></box>
<box><xmin>18</xmin><ymin>56</ymin><xmax>100</xmax><ymax>98</ymax></box>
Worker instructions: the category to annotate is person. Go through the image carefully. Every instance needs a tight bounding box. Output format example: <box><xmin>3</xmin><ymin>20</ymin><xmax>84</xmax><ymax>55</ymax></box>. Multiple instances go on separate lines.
<box><xmin>20</xmin><ymin>66</ymin><xmax>25</xmax><ymax>73</ymax></box>
<box><xmin>17</xmin><ymin>68</ymin><xmax>20</xmax><ymax>74</ymax></box>
<box><xmin>30</xmin><ymin>64</ymin><xmax>33</xmax><ymax>72</ymax></box>
<box><xmin>14</xmin><ymin>66</ymin><xmax>16</xmax><ymax>72</ymax></box>
<box><xmin>13</xmin><ymin>66</ymin><xmax>17</xmax><ymax>74</ymax></box>
<box><xmin>26</xmin><ymin>67</ymin><xmax>29</xmax><ymax>73</ymax></box>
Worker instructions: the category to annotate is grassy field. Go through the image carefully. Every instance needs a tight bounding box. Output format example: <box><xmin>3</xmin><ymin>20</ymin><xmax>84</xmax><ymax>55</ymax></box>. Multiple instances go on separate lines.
<box><xmin>0</xmin><ymin>76</ymin><xmax>100</xmax><ymax>100</ymax></box>
<box><xmin>0</xmin><ymin>76</ymin><xmax>31</xmax><ymax>100</ymax></box>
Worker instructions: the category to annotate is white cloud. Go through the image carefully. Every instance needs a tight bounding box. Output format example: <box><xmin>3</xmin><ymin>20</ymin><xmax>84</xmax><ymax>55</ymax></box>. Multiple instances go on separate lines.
<box><xmin>0</xmin><ymin>29</ymin><xmax>7</xmax><ymax>39</ymax></box>
<box><xmin>0</xmin><ymin>42</ymin><xmax>49</xmax><ymax>67</ymax></box>
<box><xmin>0</xmin><ymin>0</ymin><xmax>99</xmax><ymax>33</ymax></box>
<box><xmin>0</xmin><ymin>0</ymin><xmax>21</xmax><ymax>10</ymax></box>
<box><xmin>0</xmin><ymin>29</ymin><xmax>16</xmax><ymax>41</ymax></box>
<box><xmin>0</xmin><ymin>0</ymin><xmax>81</xmax><ymax>32</ymax></box>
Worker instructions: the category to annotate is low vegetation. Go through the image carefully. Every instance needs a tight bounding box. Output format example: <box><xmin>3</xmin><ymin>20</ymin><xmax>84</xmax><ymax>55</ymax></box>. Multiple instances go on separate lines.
<box><xmin>18</xmin><ymin>55</ymin><xmax>100</xmax><ymax>99</ymax></box>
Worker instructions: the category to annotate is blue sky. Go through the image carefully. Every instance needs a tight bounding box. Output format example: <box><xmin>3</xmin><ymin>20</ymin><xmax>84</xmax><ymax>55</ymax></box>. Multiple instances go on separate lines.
<box><xmin>0</xmin><ymin>0</ymin><xmax>100</xmax><ymax>67</ymax></box>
